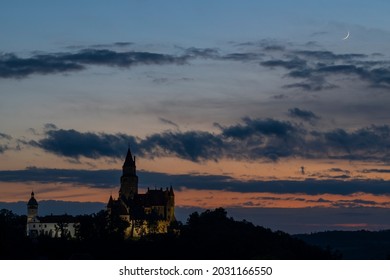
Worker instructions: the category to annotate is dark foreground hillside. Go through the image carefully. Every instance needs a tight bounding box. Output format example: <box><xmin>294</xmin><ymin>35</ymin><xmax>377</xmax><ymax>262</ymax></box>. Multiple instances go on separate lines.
<box><xmin>0</xmin><ymin>208</ymin><xmax>338</xmax><ymax>259</ymax></box>
<box><xmin>295</xmin><ymin>230</ymin><xmax>390</xmax><ymax>259</ymax></box>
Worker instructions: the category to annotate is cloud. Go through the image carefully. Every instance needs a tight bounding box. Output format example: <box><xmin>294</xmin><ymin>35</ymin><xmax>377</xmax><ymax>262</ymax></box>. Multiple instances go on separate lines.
<box><xmin>62</xmin><ymin>49</ymin><xmax>186</xmax><ymax>67</ymax></box>
<box><xmin>184</xmin><ymin>47</ymin><xmax>219</xmax><ymax>59</ymax></box>
<box><xmin>328</xmin><ymin>168</ymin><xmax>351</xmax><ymax>174</ymax></box>
<box><xmin>28</xmin><ymin>128</ymin><xmax>137</xmax><ymax>159</ymax></box>
<box><xmin>112</xmin><ymin>42</ymin><xmax>133</xmax><ymax>47</ymax></box>
<box><xmin>0</xmin><ymin>133</ymin><xmax>12</xmax><ymax>140</ymax></box>
<box><xmin>184</xmin><ymin>46</ymin><xmax>264</xmax><ymax>62</ymax></box>
<box><xmin>90</xmin><ymin>42</ymin><xmax>134</xmax><ymax>49</ymax></box>
<box><xmin>318</xmin><ymin>125</ymin><xmax>390</xmax><ymax>161</ymax></box>
<box><xmin>158</xmin><ymin>118</ymin><xmax>179</xmax><ymax>129</ymax></box>
<box><xmin>283</xmin><ymin>79</ymin><xmax>336</xmax><ymax>91</ymax></box>
<box><xmin>0</xmin><ymin>45</ymin><xmax>266</xmax><ymax>80</ymax></box>
<box><xmin>25</xmin><ymin>119</ymin><xmax>390</xmax><ymax>163</ymax></box>
<box><xmin>0</xmin><ymin>53</ymin><xmax>84</xmax><ymax>78</ymax></box>
<box><xmin>0</xmin><ymin>132</ymin><xmax>12</xmax><ymax>154</ymax></box>
<box><xmin>288</xmin><ymin>108</ymin><xmax>320</xmax><ymax>122</ymax></box>
<box><xmin>221</xmin><ymin>117</ymin><xmax>298</xmax><ymax>139</ymax></box>
<box><xmin>0</xmin><ymin>167</ymin><xmax>120</xmax><ymax>188</ymax></box>
<box><xmin>0</xmin><ymin>145</ymin><xmax>7</xmax><ymax>154</ymax></box>
<box><xmin>293</xmin><ymin>50</ymin><xmax>367</xmax><ymax>61</ymax></box>
<box><xmin>308</xmin><ymin>198</ymin><xmax>333</xmax><ymax>203</ymax></box>
<box><xmin>236</xmin><ymin>39</ymin><xmax>287</xmax><ymax>52</ymax></box>
<box><xmin>222</xmin><ymin>53</ymin><xmax>263</xmax><ymax>61</ymax></box>
<box><xmin>43</xmin><ymin>123</ymin><xmax>58</xmax><ymax>131</ymax></box>
<box><xmin>3</xmin><ymin>42</ymin><xmax>389</xmax><ymax>91</ymax></box>
<box><xmin>328</xmin><ymin>168</ymin><xmax>345</xmax><ymax>172</ymax></box>
<box><xmin>139</xmin><ymin>130</ymin><xmax>223</xmax><ymax>162</ymax></box>
<box><xmin>360</xmin><ymin>169</ymin><xmax>390</xmax><ymax>174</ymax></box>
<box><xmin>2</xmin><ymin>167</ymin><xmax>390</xmax><ymax>196</ymax></box>
<box><xmin>260</xmin><ymin>58</ymin><xmax>307</xmax><ymax>70</ymax></box>
<box><xmin>67</xmin><ymin>42</ymin><xmax>134</xmax><ymax>50</ymax></box>
<box><xmin>0</xmin><ymin>49</ymin><xmax>188</xmax><ymax>79</ymax></box>
<box><xmin>330</xmin><ymin>199</ymin><xmax>386</xmax><ymax>208</ymax></box>
<box><xmin>260</xmin><ymin>48</ymin><xmax>390</xmax><ymax>89</ymax></box>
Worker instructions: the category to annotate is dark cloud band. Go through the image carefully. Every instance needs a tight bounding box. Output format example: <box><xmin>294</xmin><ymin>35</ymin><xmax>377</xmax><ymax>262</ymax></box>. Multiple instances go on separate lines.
<box><xmin>0</xmin><ymin>49</ymin><xmax>187</xmax><ymax>79</ymax></box>
<box><xmin>2</xmin><ymin>42</ymin><xmax>390</xmax><ymax>90</ymax></box>
<box><xmin>1</xmin><ymin>167</ymin><xmax>390</xmax><ymax>196</ymax></box>
<box><xmin>27</xmin><ymin>118</ymin><xmax>390</xmax><ymax>163</ymax></box>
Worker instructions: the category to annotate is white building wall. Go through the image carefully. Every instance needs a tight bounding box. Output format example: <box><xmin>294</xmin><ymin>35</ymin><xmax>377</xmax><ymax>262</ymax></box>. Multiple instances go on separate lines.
<box><xmin>27</xmin><ymin>221</ymin><xmax>77</xmax><ymax>238</ymax></box>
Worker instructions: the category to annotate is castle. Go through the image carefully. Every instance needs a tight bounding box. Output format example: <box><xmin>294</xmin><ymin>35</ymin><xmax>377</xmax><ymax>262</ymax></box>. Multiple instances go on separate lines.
<box><xmin>26</xmin><ymin>148</ymin><xmax>175</xmax><ymax>238</ymax></box>
<box><xmin>27</xmin><ymin>192</ymin><xmax>77</xmax><ymax>238</ymax></box>
<box><xmin>107</xmin><ymin>148</ymin><xmax>175</xmax><ymax>237</ymax></box>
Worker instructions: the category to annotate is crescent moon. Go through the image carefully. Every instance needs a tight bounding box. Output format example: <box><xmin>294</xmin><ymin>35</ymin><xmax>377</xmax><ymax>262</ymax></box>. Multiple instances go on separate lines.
<box><xmin>342</xmin><ymin>31</ymin><xmax>350</xmax><ymax>40</ymax></box>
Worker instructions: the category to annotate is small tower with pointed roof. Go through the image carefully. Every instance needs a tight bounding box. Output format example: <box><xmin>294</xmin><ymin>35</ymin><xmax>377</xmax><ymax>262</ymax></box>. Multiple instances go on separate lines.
<box><xmin>119</xmin><ymin>147</ymin><xmax>139</xmax><ymax>201</ymax></box>
<box><xmin>27</xmin><ymin>191</ymin><xmax>40</xmax><ymax>237</ymax></box>
<box><xmin>27</xmin><ymin>191</ymin><xmax>38</xmax><ymax>223</ymax></box>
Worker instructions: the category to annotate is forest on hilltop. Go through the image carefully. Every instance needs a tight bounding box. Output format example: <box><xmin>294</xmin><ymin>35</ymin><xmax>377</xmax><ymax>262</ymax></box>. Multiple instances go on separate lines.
<box><xmin>0</xmin><ymin>207</ymin><xmax>338</xmax><ymax>260</ymax></box>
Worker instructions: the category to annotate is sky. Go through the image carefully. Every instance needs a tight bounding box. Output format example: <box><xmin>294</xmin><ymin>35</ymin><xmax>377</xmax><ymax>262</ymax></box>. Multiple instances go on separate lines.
<box><xmin>1</xmin><ymin>0</ymin><xmax>390</xmax><ymax>233</ymax></box>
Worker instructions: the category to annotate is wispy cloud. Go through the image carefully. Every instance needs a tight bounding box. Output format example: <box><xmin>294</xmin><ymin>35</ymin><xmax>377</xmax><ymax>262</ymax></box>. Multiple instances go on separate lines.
<box><xmin>0</xmin><ymin>49</ymin><xmax>187</xmax><ymax>79</ymax></box>
<box><xmin>158</xmin><ymin>117</ymin><xmax>180</xmax><ymax>129</ymax></box>
<box><xmin>260</xmin><ymin>48</ymin><xmax>390</xmax><ymax>89</ymax></box>
<box><xmin>288</xmin><ymin>108</ymin><xmax>320</xmax><ymax>122</ymax></box>
<box><xmin>360</xmin><ymin>169</ymin><xmax>390</xmax><ymax>174</ymax></box>
<box><xmin>0</xmin><ymin>167</ymin><xmax>120</xmax><ymax>188</ymax></box>
<box><xmin>0</xmin><ymin>133</ymin><xmax>12</xmax><ymax>140</ymax></box>
<box><xmin>0</xmin><ymin>132</ymin><xmax>13</xmax><ymax>154</ymax></box>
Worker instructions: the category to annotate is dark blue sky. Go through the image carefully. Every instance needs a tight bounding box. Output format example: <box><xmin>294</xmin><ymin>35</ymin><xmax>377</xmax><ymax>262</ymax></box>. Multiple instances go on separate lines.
<box><xmin>1</xmin><ymin>1</ymin><xmax>390</xmax><ymax>233</ymax></box>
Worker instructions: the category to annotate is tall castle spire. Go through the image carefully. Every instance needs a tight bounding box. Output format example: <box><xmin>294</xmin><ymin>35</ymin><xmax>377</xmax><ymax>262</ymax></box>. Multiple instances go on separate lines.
<box><xmin>119</xmin><ymin>147</ymin><xmax>138</xmax><ymax>201</ymax></box>
<box><xmin>122</xmin><ymin>147</ymin><xmax>136</xmax><ymax>176</ymax></box>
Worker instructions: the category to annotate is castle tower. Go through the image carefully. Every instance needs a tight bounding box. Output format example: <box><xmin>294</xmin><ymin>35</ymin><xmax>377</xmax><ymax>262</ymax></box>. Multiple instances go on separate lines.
<box><xmin>119</xmin><ymin>148</ymin><xmax>139</xmax><ymax>201</ymax></box>
<box><xmin>27</xmin><ymin>191</ymin><xmax>38</xmax><ymax>222</ymax></box>
<box><xmin>167</xmin><ymin>185</ymin><xmax>175</xmax><ymax>222</ymax></box>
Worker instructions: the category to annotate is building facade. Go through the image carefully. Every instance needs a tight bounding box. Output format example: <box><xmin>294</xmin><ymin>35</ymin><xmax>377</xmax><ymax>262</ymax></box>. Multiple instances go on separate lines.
<box><xmin>107</xmin><ymin>148</ymin><xmax>175</xmax><ymax>237</ymax></box>
<box><xmin>27</xmin><ymin>192</ymin><xmax>77</xmax><ymax>238</ymax></box>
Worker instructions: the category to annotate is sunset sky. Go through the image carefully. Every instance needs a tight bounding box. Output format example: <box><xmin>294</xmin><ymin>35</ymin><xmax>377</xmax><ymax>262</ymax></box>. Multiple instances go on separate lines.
<box><xmin>1</xmin><ymin>0</ymin><xmax>390</xmax><ymax>233</ymax></box>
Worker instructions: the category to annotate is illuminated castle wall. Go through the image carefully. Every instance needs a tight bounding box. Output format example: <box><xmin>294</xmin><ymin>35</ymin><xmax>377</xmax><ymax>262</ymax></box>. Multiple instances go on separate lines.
<box><xmin>107</xmin><ymin>148</ymin><xmax>175</xmax><ymax>237</ymax></box>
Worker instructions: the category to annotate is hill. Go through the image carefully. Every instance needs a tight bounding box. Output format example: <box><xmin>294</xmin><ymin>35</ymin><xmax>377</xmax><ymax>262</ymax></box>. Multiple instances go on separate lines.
<box><xmin>295</xmin><ymin>230</ymin><xmax>390</xmax><ymax>259</ymax></box>
<box><xmin>0</xmin><ymin>208</ymin><xmax>338</xmax><ymax>259</ymax></box>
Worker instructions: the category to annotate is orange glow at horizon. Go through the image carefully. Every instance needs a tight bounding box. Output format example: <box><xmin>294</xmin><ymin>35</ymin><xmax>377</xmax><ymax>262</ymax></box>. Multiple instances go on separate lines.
<box><xmin>4</xmin><ymin>150</ymin><xmax>390</xmax><ymax>182</ymax></box>
<box><xmin>2</xmin><ymin>182</ymin><xmax>390</xmax><ymax>210</ymax></box>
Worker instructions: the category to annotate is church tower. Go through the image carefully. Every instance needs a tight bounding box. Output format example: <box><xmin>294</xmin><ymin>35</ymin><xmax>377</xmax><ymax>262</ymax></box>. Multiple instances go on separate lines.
<box><xmin>119</xmin><ymin>148</ymin><xmax>139</xmax><ymax>201</ymax></box>
<box><xmin>27</xmin><ymin>191</ymin><xmax>38</xmax><ymax>222</ymax></box>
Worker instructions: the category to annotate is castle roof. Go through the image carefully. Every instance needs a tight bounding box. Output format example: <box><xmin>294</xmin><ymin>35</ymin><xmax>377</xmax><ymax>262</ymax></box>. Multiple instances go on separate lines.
<box><xmin>123</xmin><ymin>147</ymin><xmax>135</xmax><ymax>167</ymax></box>
<box><xmin>27</xmin><ymin>191</ymin><xmax>38</xmax><ymax>206</ymax></box>
<box><xmin>108</xmin><ymin>198</ymin><xmax>130</xmax><ymax>216</ymax></box>
<box><xmin>107</xmin><ymin>195</ymin><xmax>114</xmax><ymax>208</ymax></box>
<box><xmin>136</xmin><ymin>188</ymin><xmax>171</xmax><ymax>206</ymax></box>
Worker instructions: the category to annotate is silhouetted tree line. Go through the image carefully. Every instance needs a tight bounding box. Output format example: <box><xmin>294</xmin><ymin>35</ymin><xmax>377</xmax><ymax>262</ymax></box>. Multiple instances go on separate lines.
<box><xmin>0</xmin><ymin>207</ymin><xmax>339</xmax><ymax>259</ymax></box>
